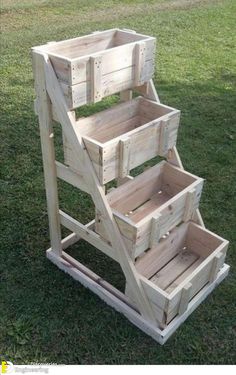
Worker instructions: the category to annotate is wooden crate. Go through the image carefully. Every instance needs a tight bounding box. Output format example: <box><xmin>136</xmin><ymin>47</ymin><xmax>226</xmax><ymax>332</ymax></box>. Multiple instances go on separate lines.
<box><xmin>63</xmin><ymin>97</ymin><xmax>180</xmax><ymax>184</ymax></box>
<box><xmin>36</xmin><ymin>29</ymin><xmax>156</xmax><ymax>108</ymax></box>
<box><xmin>126</xmin><ymin>222</ymin><xmax>229</xmax><ymax>326</ymax></box>
<box><xmin>95</xmin><ymin>161</ymin><xmax>204</xmax><ymax>258</ymax></box>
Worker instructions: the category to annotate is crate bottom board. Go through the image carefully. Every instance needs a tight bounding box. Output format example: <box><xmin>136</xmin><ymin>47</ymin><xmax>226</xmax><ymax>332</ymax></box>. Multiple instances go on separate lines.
<box><xmin>46</xmin><ymin>246</ymin><xmax>229</xmax><ymax>345</ymax></box>
<box><xmin>148</xmin><ymin>248</ymin><xmax>202</xmax><ymax>292</ymax></box>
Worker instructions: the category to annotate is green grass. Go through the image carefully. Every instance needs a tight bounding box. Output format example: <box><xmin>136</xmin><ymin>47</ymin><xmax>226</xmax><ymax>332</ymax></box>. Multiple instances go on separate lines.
<box><xmin>1</xmin><ymin>0</ymin><xmax>236</xmax><ymax>365</ymax></box>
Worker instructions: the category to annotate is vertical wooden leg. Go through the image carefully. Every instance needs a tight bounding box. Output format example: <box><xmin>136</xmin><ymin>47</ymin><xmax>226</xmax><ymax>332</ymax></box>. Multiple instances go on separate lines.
<box><xmin>32</xmin><ymin>51</ymin><xmax>62</xmax><ymax>255</ymax></box>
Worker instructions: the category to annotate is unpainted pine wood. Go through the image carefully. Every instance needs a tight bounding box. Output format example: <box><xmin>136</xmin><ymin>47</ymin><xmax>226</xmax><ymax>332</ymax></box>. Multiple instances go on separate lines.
<box><xmin>119</xmin><ymin>137</ymin><xmax>131</xmax><ymax>178</ymax></box>
<box><xmin>209</xmin><ymin>252</ymin><xmax>224</xmax><ymax>282</ymax></box>
<box><xmin>141</xmin><ymin>79</ymin><xmax>160</xmax><ymax>103</ymax></box>
<box><xmin>55</xmin><ymin>161</ymin><xmax>89</xmax><ymax>194</ymax></box>
<box><xmin>32</xmin><ymin>51</ymin><xmax>62</xmax><ymax>255</ymax></box>
<box><xmin>150</xmin><ymin>251</ymin><xmax>199</xmax><ymax>290</ymax></box>
<box><xmin>178</xmin><ymin>282</ymin><xmax>192</xmax><ymax>315</ymax></box>
<box><xmin>135</xmin><ymin>223</ymin><xmax>189</xmax><ymax>279</ymax></box>
<box><xmin>61</xmin><ymin>60</ymin><xmax>155</xmax><ymax>108</ymax></box>
<box><xmin>90</xmin><ymin>55</ymin><xmax>102</xmax><ymax>103</ymax></box>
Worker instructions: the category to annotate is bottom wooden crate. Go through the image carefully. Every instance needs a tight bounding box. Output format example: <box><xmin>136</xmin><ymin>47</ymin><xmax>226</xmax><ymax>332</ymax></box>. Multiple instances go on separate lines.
<box><xmin>126</xmin><ymin>221</ymin><xmax>229</xmax><ymax>326</ymax></box>
<box><xmin>46</xmin><ymin>246</ymin><xmax>229</xmax><ymax>344</ymax></box>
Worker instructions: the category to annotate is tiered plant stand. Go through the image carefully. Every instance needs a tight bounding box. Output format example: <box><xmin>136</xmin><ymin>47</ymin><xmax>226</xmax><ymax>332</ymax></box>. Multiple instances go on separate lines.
<box><xmin>32</xmin><ymin>29</ymin><xmax>229</xmax><ymax>344</ymax></box>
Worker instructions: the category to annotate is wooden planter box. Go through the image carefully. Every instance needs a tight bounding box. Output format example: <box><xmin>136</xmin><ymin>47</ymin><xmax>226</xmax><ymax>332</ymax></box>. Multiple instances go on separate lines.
<box><xmin>126</xmin><ymin>222</ymin><xmax>229</xmax><ymax>326</ymax></box>
<box><xmin>95</xmin><ymin>161</ymin><xmax>204</xmax><ymax>258</ymax></box>
<box><xmin>38</xmin><ymin>29</ymin><xmax>156</xmax><ymax>108</ymax></box>
<box><xmin>63</xmin><ymin>97</ymin><xmax>180</xmax><ymax>184</ymax></box>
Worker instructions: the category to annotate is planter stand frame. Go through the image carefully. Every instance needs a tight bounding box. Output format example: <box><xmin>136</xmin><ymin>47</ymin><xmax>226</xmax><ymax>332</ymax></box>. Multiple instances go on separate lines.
<box><xmin>32</xmin><ymin>29</ymin><xmax>229</xmax><ymax>344</ymax></box>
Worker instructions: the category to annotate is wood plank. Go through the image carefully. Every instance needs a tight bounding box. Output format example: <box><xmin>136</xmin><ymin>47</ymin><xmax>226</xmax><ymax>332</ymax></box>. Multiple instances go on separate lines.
<box><xmin>183</xmin><ymin>189</ymin><xmax>196</xmax><ymax>222</ymax></box>
<box><xmin>55</xmin><ymin>161</ymin><xmax>89</xmax><ymax>193</ymax></box>
<box><xmin>90</xmin><ymin>55</ymin><xmax>102</xmax><ymax>103</ymax></box>
<box><xmin>135</xmin><ymin>223</ymin><xmax>189</xmax><ymax>278</ymax></box>
<box><xmin>32</xmin><ymin>50</ymin><xmax>62</xmax><ymax>255</ymax></box>
<box><xmin>150</xmin><ymin>250</ymin><xmax>199</xmax><ymax>290</ymax></box>
<box><xmin>107</xmin><ymin>161</ymin><xmax>165</xmax><ymax>213</ymax></box>
<box><xmin>59</xmin><ymin>210</ymin><xmax>119</xmax><ymax>262</ymax></box>
<box><xmin>178</xmin><ymin>282</ymin><xmax>192</xmax><ymax>315</ymax></box>
<box><xmin>135</xmin><ymin>42</ymin><xmax>146</xmax><ymax>86</ymax></box>
<box><xmin>165</xmin><ymin>257</ymin><xmax>203</xmax><ymax>294</ymax></box>
<box><xmin>209</xmin><ymin>252</ymin><xmax>224</xmax><ymax>283</ymax></box>
<box><xmin>119</xmin><ymin>137</ymin><xmax>131</xmax><ymax>178</ymax></box>
<box><xmin>128</xmin><ymin>191</ymin><xmax>170</xmax><ymax>223</ymax></box>
<box><xmin>159</xmin><ymin>120</ymin><xmax>169</xmax><ymax>156</ymax></box>
<box><xmin>149</xmin><ymin>213</ymin><xmax>162</xmax><ymax>248</ymax></box>
<box><xmin>61</xmin><ymin>60</ymin><xmax>154</xmax><ymax>108</ymax></box>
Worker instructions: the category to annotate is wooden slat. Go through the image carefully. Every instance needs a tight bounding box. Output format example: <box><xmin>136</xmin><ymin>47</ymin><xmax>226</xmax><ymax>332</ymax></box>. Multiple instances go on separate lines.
<box><xmin>209</xmin><ymin>252</ymin><xmax>224</xmax><ymax>283</ymax></box>
<box><xmin>32</xmin><ymin>50</ymin><xmax>62</xmax><ymax>255</ymax></box>
<box><xmin>90</xmin><ymin>55</ymin><xmax>102</xmax><ymax>103</ymax></box>
<box><xmin>149</xmin><ymin>213</ymin><xmax>162</xmax><ymax>248</ymax></box>
<box><xmin>183</xmin><ymin>189</ymin><xmax>196</xmax><ymax>222</ymax></box>
<box><xmin>159</xmin><ymin>120</ymin><xmax>169</xmax><ymax>156</ymax></box>
<box><xmin>136</xmin><ymin>223</ymin><xmax>189</xmax><ymax>278</ymax></box>
<box><xmin>62</xmin><ymin>60</ymin><xmax>154</xmax><ymax>109</ymax></box>
<box><xmin>59</xmin><ymin>210</ymin><xmax>119</xmax><ymax>262</ymax></box>
<box><xmin>165</xmin><ymin>257</ymin><xmax>203</xmax><ymax>294</ymax></box>
<box><xmin>178</xmin><ymin>282</ymin><xmax>192</xmax><ymax>315</ymax></box>
<box><xmin>55</xmin><ymin>161</ymin><xmax>89</xmax><ymax>193</ymax></box>
<box><xmin>119</xmin><ymin>137</ymin><xmax>131</xmax><ymax>178</ymax></box>
<box><xmin>151</xmin><ymin>251</ymin><xmax>199</xmax><ymax>290</ymax></box>
<box><xmin>135</xmin><ymin>41</ymin><xmax>146</xmax><ymax>86</ymax></box>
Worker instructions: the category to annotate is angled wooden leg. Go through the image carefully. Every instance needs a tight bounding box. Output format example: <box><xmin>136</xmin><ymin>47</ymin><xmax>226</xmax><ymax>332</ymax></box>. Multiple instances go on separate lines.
<box><xmin>32</xmin><ymin>53</ymin><xmax>62</xmax><ymax>255</ymax></box>
<box><xmin>38</xmin><ymin>52</ymin><xmax>157</xmax><ymax>326</ymax></box>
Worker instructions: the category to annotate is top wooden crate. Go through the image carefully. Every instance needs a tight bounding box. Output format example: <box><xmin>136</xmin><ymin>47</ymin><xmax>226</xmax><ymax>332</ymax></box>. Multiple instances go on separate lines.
<box><xmin>36</xmin><ymin>29</ymin><xmax>156</xmax><ymax>108</ymax></box>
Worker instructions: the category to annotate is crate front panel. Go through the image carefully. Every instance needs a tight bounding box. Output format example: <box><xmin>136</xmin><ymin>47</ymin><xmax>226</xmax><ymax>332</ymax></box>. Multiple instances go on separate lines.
<box><xmin>132</xmin><ymin>222</ymin><xmax>229</xmax><ymax>325</ymax></box>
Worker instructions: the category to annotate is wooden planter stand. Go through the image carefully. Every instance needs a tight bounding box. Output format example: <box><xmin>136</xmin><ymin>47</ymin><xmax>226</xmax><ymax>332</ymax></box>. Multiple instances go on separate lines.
<box><xmin>32</xmin><ymin>29</ymin><xmax>229</xmax><ymax>344</ymax></box>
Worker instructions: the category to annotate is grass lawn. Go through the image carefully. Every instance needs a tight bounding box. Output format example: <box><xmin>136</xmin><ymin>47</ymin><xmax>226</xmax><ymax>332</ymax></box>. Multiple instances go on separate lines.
<box><xmin>1</xmin><ymin>0</ymin><xmax>236</xmax><ymax>365</ymax></box>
